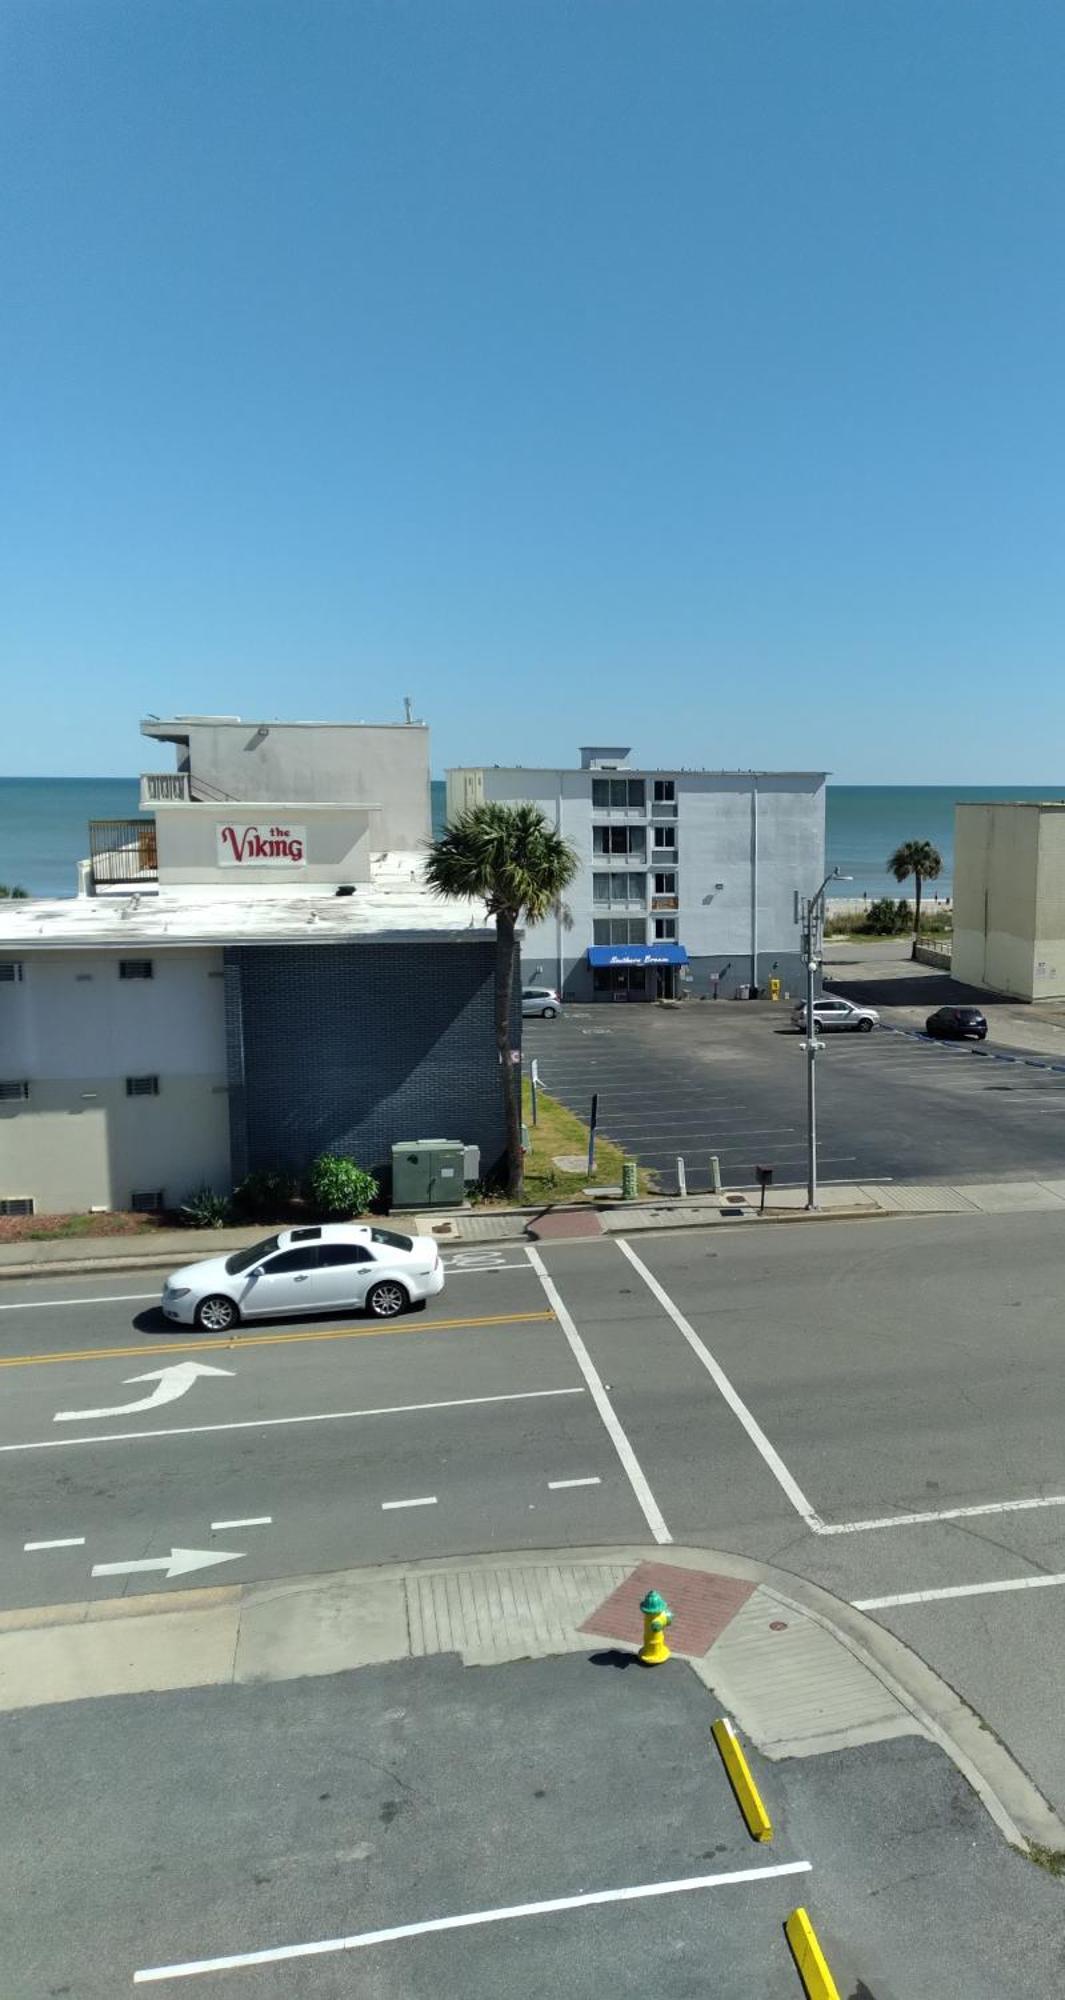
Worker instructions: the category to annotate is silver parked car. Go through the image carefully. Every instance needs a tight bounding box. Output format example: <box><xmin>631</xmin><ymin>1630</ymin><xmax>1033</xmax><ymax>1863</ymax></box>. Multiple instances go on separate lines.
<box><xmin>792</xmin><ymin>997</ymin><xmax>880</xmax><ymax>1034</ymax></box>
<box><xmin>522</xmin><ymin>985</ymin><xmax>562</xmax><ymax>1019</ymax></box>
<box><xmin>162</xmin><ymin>1222</ymin><xmax>445</xmax><ymax>1329</ymax></box>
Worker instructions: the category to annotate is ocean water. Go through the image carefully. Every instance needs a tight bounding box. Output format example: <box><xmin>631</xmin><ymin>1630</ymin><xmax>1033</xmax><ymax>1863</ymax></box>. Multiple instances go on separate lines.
<box><xmin>2</xmin><ymin>776</ymin><xmax>1062</xmax><ymax>901</ymax></box>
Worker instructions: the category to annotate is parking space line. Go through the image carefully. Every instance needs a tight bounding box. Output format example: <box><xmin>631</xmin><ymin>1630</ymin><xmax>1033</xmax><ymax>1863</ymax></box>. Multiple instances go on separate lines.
<box><xmin>133</xmin><ymin>1859</ymin><xmax>813</xmax><ymax>1982</ymax></box>
<box><xmin>0</xmin><ymin>1385</ymin><xmax>587</xmax><ymax>1456</ymax></box>
<box><xmin>526</xmin><ymin>1245</ymin><xmax>671</xmax><ymax>1545</ymax></box>
<box><xmin>819</xmin><ymin>1491</ymin><xmax>1065</xmax><ymax>1535</ymax></box>
<box><xmin>210</xmin><ymin>1516</ymin><xmax>271</xmax><ymax>1531</ymax></box>
<box><xmin>23</xmin><ymin>1537</ymin><xmax>85</xmax><ymax>1551</ymax></box>
<box><xmin>615</xmin><ymin>1239</ymin><xmax>822</xmax><ymax>1531</ymax></box>
<box><xmin>854</xmin><ymin>1573</ymin><xmax>1065</xmax><ymax>1610</ymax></box>
<box><xmin>381</xmin><ymin>1496</ymin><xmax>437</xmax><ymax>1511</ymax></box>
<box><xmin>548</xmin><ymin>1475</ymin><xmax>601</xmax><ymax>1490</ymax></box>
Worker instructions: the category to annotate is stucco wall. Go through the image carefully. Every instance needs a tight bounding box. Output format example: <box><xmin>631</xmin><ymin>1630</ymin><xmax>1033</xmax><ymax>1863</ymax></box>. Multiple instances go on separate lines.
<box><xmin>179</xmin><ymin>722</ymin><xmax>431</xmax><ymax>850</ymax></box>
<box><xmin>0</xmin><ymin>947</ymin><xmax>229</xmax><ymax>1211</ymax></box>
<box><xmin>154</xmin><ymin>805</ymin><xmax>373</xmax><ymax>886</ymax></box>
<box><xmin>953</xmin><ymin>804</ymin><xmax>1040</xmax><ymax>998</ymax></box>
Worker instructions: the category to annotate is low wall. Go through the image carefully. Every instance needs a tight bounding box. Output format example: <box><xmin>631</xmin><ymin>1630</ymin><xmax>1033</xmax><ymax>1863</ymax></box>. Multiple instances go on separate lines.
<box><xmin>913</xmin><ymin>941</ymin><xmax>952</xmax><ymax>968</ymax></box>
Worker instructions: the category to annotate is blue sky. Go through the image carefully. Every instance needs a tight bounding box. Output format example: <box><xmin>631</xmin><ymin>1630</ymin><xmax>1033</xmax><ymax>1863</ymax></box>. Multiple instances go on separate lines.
<box><xmin>3</xmin><ymin>1</ymin><xmax>1063</xmax><ymax>780</ymax></box>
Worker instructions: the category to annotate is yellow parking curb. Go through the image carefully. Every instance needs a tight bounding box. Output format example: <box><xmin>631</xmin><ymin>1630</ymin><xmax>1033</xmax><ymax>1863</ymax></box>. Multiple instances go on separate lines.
<box><xmin>711</xmin><ymin>1715</ymin><xmax>773</xmax><ymax>1842</ymax></box>
<box><xmin>784</xmin><ymin>1907</ymin><xmax>842</xmax><ymax>2000</ymax></box>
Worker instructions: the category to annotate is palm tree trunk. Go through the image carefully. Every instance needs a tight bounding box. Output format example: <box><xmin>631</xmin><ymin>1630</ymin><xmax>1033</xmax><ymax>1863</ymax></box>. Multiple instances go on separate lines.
<box><xmin>911</xmin><ymin>873</ymin><xmax>922</xmax><ymax>959</ymax></box>
<box><xmin>494</xmin><ymin>911</ymin><xmax>523</xmax><ymax>1199</ymax></box>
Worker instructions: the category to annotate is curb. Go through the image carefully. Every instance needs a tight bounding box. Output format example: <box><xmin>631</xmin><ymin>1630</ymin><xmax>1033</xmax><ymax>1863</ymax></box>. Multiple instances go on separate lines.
<box><xmin>3</xmin><ymin>1541</ymin><xmax>1059</xmax><ymax>1855</ymax></box>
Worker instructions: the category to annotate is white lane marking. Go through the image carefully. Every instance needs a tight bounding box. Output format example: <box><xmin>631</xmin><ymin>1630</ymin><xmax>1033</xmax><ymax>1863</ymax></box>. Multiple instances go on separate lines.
<box><xmin>132</xmin><ymin>1859</ymin><xmax>812</xmax><ymax>1983</ymax></box>
<box><xmin>855</xmin><ymin>1573</ymin><xmax>1065</xmax><ymax>1611</ymax></box>
<box><xmin>54</xmin><ymin>1360</ymin><xmax>235</xmax><ymax>1424</ymax></box>
<box><xmin>440</xmin><ymin>1261</ymin><xmax>531</xmax><ymax>1274</ymax></box>
<box><xmin>92</xmin><ymin>1546</ymin><xmax>245</xmax><ymax>1580</ymax></box>
<box><xmin>548</xmin><ymin>1476</ymin><xmax>602</xmax><ymax>1490</ymax></box>
<box><xmin>0</xmin><ymin>1292</ymin><xmax>159</xmax><ymax>1312</ymax></box>
<box><xmin>819</xmin><ymin>1493</ymin><xmax>1065</xmax><ymax>1536</ymax></box>
<box><xmin>381</xmin><ymin>1495</ymin><xmax>437</xmax><ymax>1511</ymax></box>
<box><xmin>209</xmin><ymin>1516</ymin><xmax>271</xmax><ymax>1531</ymax></box>
<box><xmin>526</xmin><ymin>1245</ymin><xmax>671</xmax><ymax>1546</ymax></box>
<box><xmin>0</xmin><ymin>1385</ymin><xmax>586</xmax><ymax>1456</ymax></box>
<box><xmin>615</xmin><ymin>1239</ymin><xmax>822</xmax><ymax>1532</ymax></box>
<box><xmin>24</xmin><ymin>1536</ymin><xmax>85</xmax><ymax>1551</ymax></box>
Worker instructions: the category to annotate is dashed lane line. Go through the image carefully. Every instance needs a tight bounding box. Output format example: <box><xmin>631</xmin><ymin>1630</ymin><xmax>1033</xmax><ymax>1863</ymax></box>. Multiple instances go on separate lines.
<box><xmin>0</xmin><ymin>1310</ymin><xmax>555</xmax><ymax>1371</ymax></box>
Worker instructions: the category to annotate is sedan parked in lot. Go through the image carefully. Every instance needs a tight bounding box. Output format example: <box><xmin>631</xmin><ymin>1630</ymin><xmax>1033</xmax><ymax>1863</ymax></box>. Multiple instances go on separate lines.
<box><xmin>522</xmin><ymin>985</ymin><xmax>562</xmax><ymax>1018</ymax></box>
<box><xmin>162</xmin><ymin>1222</ymin><xmax>445</xmax><ymax>1330</ymax></box>
<box><xmin>926</xmin><ymin>1005</ymin><xmax>988</xmax><ymax>1041</ymax></box>
<box><xmin>791</xmin><ymin>997</ymin><xmax>880</xmax><ymax>1034</ymax></box>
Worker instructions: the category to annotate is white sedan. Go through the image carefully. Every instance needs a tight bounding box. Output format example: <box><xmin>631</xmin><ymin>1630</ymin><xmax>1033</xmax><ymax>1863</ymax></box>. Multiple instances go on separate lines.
<box><xmin>162</xmin><ymin>1223</ymin><xmax>445</xmax><ymax>1331</ymax></box>
<box><xmin>792</xmin><ymin>997</ymin><xmax>880</xmax><ymax>1034</ymax></box>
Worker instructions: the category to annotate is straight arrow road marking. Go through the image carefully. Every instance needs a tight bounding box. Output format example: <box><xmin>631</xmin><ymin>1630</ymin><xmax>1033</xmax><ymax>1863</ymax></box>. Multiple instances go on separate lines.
<box><xmin>91</xmin><ymin>1547</ymin><xmax>245</xmax><ymax>1581</ymax></box>
<box><xmin>54</xmin><ymin>1361</ymin><xmax>235</xmax><ymax>1424</ymax></box>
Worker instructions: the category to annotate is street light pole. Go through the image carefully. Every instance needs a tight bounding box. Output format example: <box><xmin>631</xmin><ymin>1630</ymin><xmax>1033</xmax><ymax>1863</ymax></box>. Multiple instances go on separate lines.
<box><xmin>801</xmin><ymin>868</ymin><xmax>851</xmax><ymax>1210</ymax></box>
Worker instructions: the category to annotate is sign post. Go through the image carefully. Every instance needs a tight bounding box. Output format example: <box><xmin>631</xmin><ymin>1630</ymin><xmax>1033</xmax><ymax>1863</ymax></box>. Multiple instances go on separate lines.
<box><xmin>587</xmin><ymin>1092</ymin><xmax>599</xmax><ymax>1178</ymax></box>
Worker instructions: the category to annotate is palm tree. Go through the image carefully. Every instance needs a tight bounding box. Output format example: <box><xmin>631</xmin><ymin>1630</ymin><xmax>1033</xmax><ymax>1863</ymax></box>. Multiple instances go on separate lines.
<box><xmin>887</xmin><ymin>840</ymin><xmax>943</xmax><ymax>958</ymax></box>
<box><xmin>426</xmin><ymin>803</ymin><xmax>578</xmax><ymax>1197</ymax></box>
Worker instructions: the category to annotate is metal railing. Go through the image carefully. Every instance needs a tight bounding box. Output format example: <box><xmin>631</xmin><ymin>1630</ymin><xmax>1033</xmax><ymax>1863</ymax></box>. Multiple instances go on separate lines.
<box><xmin>140</xmin><ymin>772</ymin><xmax>190</xmax><ymax>805</ymax></box>
<box><xmin>89</xmin><ymin>819</ymin><xmax>158</xmax><ymax>885</ymax></box>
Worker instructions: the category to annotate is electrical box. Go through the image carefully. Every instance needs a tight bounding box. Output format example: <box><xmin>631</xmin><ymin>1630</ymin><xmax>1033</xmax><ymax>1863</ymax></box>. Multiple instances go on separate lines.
<box><xmin>391</xmin><ymin>1139</ymin><xmax>466</xmax><ymax>1209</ymax></box>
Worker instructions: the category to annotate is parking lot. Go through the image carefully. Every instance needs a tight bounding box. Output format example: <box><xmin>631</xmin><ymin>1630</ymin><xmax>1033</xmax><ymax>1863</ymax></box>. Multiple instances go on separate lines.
<box><xmin>7</xmin><ymin>1642</ymin><xmax>1062</xmax><ymax>1996</ymax></box>
<box><xmin>525</xmin><ymin>1002</ymin><xmax>1065</xmax><ymax>1189</ymax></box>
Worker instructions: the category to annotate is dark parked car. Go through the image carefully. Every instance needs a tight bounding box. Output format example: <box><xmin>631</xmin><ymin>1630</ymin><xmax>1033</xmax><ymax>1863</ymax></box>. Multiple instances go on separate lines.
<box><xmin>926</xmin><ymin>1005</ymin><xmax>988</xmax><ymax>1041</ymax></box>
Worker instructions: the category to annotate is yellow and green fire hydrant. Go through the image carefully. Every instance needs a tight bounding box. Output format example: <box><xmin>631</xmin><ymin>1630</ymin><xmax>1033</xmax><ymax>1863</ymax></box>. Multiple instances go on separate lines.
<box><xmin>638</xmin><ymin>1587</ymin><xmax>673</xmax><ymax>1666</ymax></box>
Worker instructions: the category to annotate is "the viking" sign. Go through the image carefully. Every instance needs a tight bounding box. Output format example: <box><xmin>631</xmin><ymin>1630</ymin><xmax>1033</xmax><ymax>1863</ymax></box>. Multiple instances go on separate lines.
<box><xmin>216</xmin><ymin>823</ymin><xmax>306</xmax><ymax>867</ymax></box>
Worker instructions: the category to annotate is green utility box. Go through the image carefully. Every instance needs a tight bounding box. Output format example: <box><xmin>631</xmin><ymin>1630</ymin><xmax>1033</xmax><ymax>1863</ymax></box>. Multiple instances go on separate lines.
<box><xmin>391</xmin><ymin>1139</ymin><xmax>466</xmax><ymax>1209</ymax></box>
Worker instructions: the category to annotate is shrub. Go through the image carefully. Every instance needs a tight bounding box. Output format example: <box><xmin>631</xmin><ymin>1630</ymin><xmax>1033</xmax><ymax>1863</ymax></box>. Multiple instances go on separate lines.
<box><xmin>230</xmin><ymin>1168</ymin><xmax>297</xmax><ymax>1221</ymax></box>
<box><xmin>864</xmin><ymin>897</ymin><xmax>908</xmax><ymax>936</ymax></box>
<box><xmin>306</xmin><ymin>1153</ymin><xmax>379</xmax><ymax>1218</ymax></box>
<box><xmin>179</xmin><ymin>1185</ymin><xmax>231</xmax><ymax>1229</ymax></box>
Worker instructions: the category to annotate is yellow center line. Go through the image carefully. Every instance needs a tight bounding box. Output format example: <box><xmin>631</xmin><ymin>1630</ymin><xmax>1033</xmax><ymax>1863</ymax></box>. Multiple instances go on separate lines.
<box><xmin>0</xmin><ymin>1310</ymin><xmax>555</xmax><ymax>1371</ymax></box>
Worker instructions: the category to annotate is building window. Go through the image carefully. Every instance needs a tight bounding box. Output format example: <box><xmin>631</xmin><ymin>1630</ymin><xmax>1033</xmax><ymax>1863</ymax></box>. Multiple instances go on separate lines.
<box><xmin>131</xmin><ymin>1189</ymin><xmax>165</xmax><ymax>1212</ymax></box>
<box><xmin>126</xmin><ymin>1075</ymin><xmax>160</xmax><ymax>1097</ymax></box>
<box><xmin>652</xmin><ymin>825</ymin><xmax>677</xmax><ymax>850</ymax></box>
<box><xmin>592</xmin><ymin>918</ymin><xmax>647</xmax><ymax>945</ymax></box>
<box><xmin>654</xmin><ymin>917</ymin><xmax>678</xmax><ymax>940</ymax></box>
<box><xmin>654</xmin><ymin>872</ymin><xmax>676</xmax><ymax>896</ymax></box>
<box><xmin>119</xmin><ymin>959</ymin><xmax>153</xmax><ymax>980</ymax></box>
<box><xmin>0</xmin><ymin>1080</ymin><xmax>29</xmax><ymax>1101</ymax></box>
<box><xmin>592</xmin><ymin>872</ymin><xmax>611</xmax><ymax>904</ymax></box>
<box><xmin>592</xmin><ymin>825</ymin><xmax>646</xmax><ymax>859</ymax></box>
<box><xmin>591</xmin><ymin>778</ymin><xmax>645</xmax><ymax>809</ymax></box>
<box><xmin>594</xmin><ymin>872</ymin><xmax>646</xmax><ymax>906</ymax></box>
<box><xmin>0</xmin><ymin>1197</ymin><xmax>34</xmax><ymax>1216</ymax></box>
<box><xmin>0</xmin><ymin>961</ymin><xmax>23</xmax><ymax>983</ymax></box>
<box><xmin>653</xmin><ymin>779</ymin><xmax>676</xmax><ymax>803</ymax></box>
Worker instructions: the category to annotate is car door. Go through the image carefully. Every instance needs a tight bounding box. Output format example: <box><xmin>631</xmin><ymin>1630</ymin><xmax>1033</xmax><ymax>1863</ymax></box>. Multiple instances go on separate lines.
<box><xmin>815</xmin><ymin>1000</ymin><xmax>848</xmax><ymax>1031</ymax></box>
<box><xmin>241</xmin><ymin>1245</ymin><xmax>325</xmax><ymax>1318</ymax></box>
<box><xmin>314</xmin><ymin>1242</ymin><xmax>378</xmax><ymax>1310</ymax></box>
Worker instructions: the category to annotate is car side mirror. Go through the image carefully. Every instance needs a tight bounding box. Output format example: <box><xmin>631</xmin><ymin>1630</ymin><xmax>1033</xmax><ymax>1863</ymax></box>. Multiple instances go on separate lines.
<box><xmin>247</xmin><ymin>1266</ymin><xmax>264</xmax><ymax>1280</ymax></box>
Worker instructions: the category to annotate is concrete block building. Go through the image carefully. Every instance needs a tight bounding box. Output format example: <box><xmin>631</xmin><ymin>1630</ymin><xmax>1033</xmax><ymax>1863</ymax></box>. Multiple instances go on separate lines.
<box><xmin>0</xmin><ymin>713</ymin><xmax>502</xmax><ymax>1218</ymax></box>
<box><xmin>447</xmin><ymin>748</ymin><xmax>826</xmax><ymax>1001</ymax></box>
<box><xmin>953</xmin><ymin>801</ymin><xmax>1065</xmax><ymax>1001</ymax></box>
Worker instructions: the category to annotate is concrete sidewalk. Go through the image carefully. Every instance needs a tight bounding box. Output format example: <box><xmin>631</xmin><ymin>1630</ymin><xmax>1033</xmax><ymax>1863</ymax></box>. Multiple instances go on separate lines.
<box><xmin>2</xmin><ymin>1541</ymin><xmax>1060</xmax><ymax>1855</ymax></box>
<box><xmin>6</xmin><ymin>1175</ymin><xmax>1065</xmax><ymax>1278</ymax></box>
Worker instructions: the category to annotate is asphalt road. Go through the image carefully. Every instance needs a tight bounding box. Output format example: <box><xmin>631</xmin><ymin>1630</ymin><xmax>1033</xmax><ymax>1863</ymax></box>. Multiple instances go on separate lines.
<box><xmin>525</xmin><ymin>1002</ymin><xmax>1065</xmax><ymax>1189</ymax></box>
<box><xmin>6</xmin><ymin>1215</ymin><xmax>1065</xmax><ymax>1828</ymax></box>
<box><xmin>7</xmin><ymin>1653</ymin><xmax>1062</xmax><ymax>1998</ymax></box>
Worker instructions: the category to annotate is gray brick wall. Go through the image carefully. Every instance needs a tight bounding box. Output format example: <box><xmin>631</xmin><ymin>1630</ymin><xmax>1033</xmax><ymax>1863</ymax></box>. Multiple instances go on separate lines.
<box><xmin>224</xmin><ymin>940</ymin><xmax>509</xmax><ymax>1189</ymax></box>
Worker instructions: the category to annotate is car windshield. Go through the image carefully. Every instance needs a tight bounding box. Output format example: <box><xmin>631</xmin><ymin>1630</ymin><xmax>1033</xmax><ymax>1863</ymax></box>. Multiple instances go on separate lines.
<box><xmin>371</xmin><ymin>1228</ymin><xmax>414</xmax><ymax>1252</ymax></box>
<box><xmin>225</xmin><ymin>1235</ymin><xmax>280</xmax><ymax>1275</ymax></box>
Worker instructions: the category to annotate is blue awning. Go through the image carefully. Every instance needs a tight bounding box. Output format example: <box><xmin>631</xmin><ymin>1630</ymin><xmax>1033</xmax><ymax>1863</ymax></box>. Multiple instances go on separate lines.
<box><xmin>587</xmin><ymin>944</ymin><xmax>688</xmax><ymax>968</ymax></box>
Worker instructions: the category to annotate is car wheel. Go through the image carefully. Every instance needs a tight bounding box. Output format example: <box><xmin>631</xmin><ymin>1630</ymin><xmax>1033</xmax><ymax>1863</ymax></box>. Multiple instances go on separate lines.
<box><xmin>366</xmin><ymin>1279</ymin><xmax>410</xmax><ymax>1319</ymax></box>
<box><xmin>858</xmin><ymin>1018</ymin><xmax>874</xmax><ymax>1032</ymax></box>
<box><xmin>542</xmin><ymin>1005</ymin><xmax>557</xmax><ymax>1019</ymax></box>
<box><xmin>195</xmin><ymin>1294</ymin><xmax>239</xmax><ymax>1332</ymax></box>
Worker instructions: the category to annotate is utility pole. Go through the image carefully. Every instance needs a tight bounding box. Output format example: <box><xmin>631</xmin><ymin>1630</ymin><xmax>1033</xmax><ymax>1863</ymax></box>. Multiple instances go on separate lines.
<box><xmin>801</xmin><ymin>868</ymin><xmax>851</xmax><ymax>1210</ymax></box>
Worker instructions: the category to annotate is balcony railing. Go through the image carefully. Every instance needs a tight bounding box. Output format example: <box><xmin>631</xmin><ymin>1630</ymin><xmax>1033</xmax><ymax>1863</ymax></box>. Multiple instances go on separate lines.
<box><xmin>140</xmin><ymin>771</ymin><xmax>191</xmax><ymax>806</ymax></box>
<box><xmin>651</xmin><ymin>895</ymin><xmax>679</xmax><ymax>911</ymax></box>
<box><xmin>89</xmin><ymin>819</ymin><xmax>158</xmax><ymax>886</ymax></box>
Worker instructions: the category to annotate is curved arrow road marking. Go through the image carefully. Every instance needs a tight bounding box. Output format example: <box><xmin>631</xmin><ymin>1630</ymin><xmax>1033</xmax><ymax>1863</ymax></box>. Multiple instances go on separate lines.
<box><xmin>91</xmin><ymin>1547</ymin><xmax>245</xmax><ymax>1581</ymax></box>
<box><xmin>54</xmin><ymin>1361</ymin><xmax>235</xmax><ymax>1424</ymax></box>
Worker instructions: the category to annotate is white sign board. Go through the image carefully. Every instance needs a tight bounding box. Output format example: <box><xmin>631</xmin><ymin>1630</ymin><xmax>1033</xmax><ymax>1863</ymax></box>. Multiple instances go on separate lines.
<box><xmin>216</xmin><ymin>823</ymin><xmax>306</xmax><ymax>867</ymax></box>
